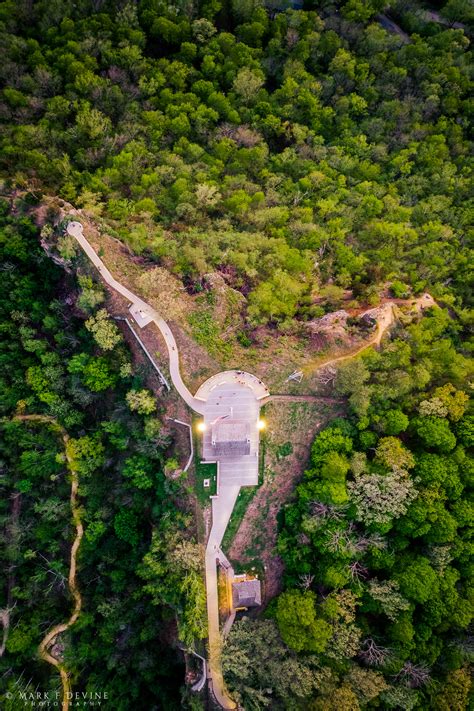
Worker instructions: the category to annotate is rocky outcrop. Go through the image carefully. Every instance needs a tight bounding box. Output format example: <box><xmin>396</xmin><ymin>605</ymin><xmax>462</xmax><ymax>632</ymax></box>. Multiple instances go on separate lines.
<box><xmin>307</xmin><ymin>310</ymin><xmax>349</xmax><ymax>336</ymax></box>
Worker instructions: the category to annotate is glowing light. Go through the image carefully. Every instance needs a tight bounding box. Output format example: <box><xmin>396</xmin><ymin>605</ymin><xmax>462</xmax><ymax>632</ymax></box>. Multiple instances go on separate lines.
<box><xmin>257</xmin><ymin>419</ymin><xmax>266</xmax><ymax>431</ymax></box>
<box><xmin>197</xmin><ymin>421</ymin><xmax>206</xmax><ymax>433</ymax></box>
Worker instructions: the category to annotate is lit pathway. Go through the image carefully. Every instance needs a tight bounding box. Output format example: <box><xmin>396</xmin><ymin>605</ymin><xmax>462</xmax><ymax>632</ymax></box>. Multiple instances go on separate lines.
<box><xmin>201</xmin><ymin>378</ymin><xmax>261</xmax><ymax>709</ymax></box>
<box><xmin>66</xmin><ymin>220</ymin><xmax>265</xmax><ymax>710</ymax></box>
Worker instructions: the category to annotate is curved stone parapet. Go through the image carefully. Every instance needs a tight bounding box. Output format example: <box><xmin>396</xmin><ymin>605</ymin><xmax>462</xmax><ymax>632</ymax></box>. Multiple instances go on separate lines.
<box><xmin>195</xmin><ymin>370</ymin><xmax>270</xmax><ymax>402</ymax></box>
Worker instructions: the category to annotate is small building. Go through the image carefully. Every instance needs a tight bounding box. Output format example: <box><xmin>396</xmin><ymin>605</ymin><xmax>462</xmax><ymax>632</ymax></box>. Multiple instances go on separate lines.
<box><xmin>211</xmin><ymin>419</ymin><xmax>250</xmax><ymax>456</ymax></box>
<box><xmin>232</xmin><ymin>579</ymin><xmax>262</xmax><ymax>609</ymax></box>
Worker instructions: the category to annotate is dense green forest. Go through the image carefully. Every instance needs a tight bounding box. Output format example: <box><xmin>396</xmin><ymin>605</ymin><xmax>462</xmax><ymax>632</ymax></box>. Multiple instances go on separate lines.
<box><xmin>0</xmin><ymin>0</ymin><xmax>473</xmax><ymax>709</ymax></box>
<box><xmin>1</xmin><ymin>0</ymin><xmax>472</xmax><ymax>328</ymax></box>
<box><xmin>224</xmin><ymin>312</ymin><xmax>473</xmax><ymax>709</ymax></box>
<box><xmin>0</xmin><ymin>205</ymin><xmax>205</xmax><ymax>709</ymax></box>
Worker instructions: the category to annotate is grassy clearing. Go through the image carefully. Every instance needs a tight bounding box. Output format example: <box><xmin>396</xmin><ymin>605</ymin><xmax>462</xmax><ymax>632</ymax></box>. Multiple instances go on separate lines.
<box><xmin>187</xmin><ymin>308</ymin><xmax>232</xmax><ymax>360</ymax></box>
<box><xmin>191</xmin><ymin>419</ymin><xmax>217</xmax><ymax>504</ymax></box>
<box><xmin>194</xmin><ymin>460</ymin><xmax>217</xmax><ymax>505</ymax></box>
<box><xmin>222</xmin><ymin>485</ymin><xmax>258</xmax><ymax>554</ymax></box>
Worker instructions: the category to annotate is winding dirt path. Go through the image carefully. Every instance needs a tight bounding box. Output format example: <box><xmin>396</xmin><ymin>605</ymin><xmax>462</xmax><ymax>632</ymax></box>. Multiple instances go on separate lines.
<box><xmin>13</xmin><ymin>415</ymin><xmax>83</xmax><ymax>711</ymax></box>
<box><xmin>304</xmin><ymin>295</ymin><xmax>436</xmax><ymax>377</ymax></box>
<box><xmin>0</xmin><ymin>492</ymin><xmax>21</xmax><ymax>657</ymax></box>
<box><xmin>303</xmin><ymin>303</ymin><xmax>395</xmax><ymax>377</ymax></box>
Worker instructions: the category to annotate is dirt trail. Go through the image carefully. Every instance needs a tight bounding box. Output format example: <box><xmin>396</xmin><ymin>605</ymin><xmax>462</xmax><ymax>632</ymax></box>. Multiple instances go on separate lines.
<box><xmin>0</xmin><ymin>492</ymin><xmax>21</xmax><ymax>657</ymax></box>
<box><xmin>13</xmin><ymin>415</ymin><xmax>83</xmax><ymax>711</ymax></box>
<box><xmin>304</xmin><ymin>295</ymin><xmax>435</xmax><ymax>377</ymax></box>
<box><xmin>0</xmin><ymin>609</ymin><xmax>11</xmax><ymax>657</ymax></box>
<box><xmin>303</xmin><ymin>303</ymin><xmax>395</xmax><ymax>377</ymax></box>
<box><xmin>265</xmin><ymin>395</ymin><xmax>344</xmax><ymax>404</ymax></box>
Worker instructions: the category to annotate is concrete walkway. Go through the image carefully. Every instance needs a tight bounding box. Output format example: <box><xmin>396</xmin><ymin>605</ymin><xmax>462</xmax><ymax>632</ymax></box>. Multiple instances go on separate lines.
<box><xmin>197</xmin><ymin>375</ymin><xmax>263</xmax><ymax>709</ymax></box>
<box><xmin>66</xmin><ymin>221</ymin><xmax>206</xmax><ymax>414</ymax></box>
<box><xmin>205</xmin><ymin>483</ymin><xmax>240</xmax><ymax>709</ymax></box>
<box><xmin>66</xmin><ymin>220</ymin><xmax>265</xmax><ymax>710</ymax></box>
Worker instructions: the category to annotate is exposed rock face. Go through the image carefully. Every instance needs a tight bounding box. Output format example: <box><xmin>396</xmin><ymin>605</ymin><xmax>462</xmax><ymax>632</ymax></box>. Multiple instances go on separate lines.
<box><xmin>361</xmin><ymin>306</ymin><xmax>385</xmax><ymax>321</ymax></box>
<box><xmin>306</xmin><ymin>310</ymin><xmax>350</xmax><ymax>350</ymax></box>
<box><xmin>307</xmin><ymin>310</ymin><xmax>349</xmax><ymax>335</ymax></box>
<box><xmin>203</xmin><ymin>272</ymin><xmax>228</xmax><ymax>293</ymax></box>
<box><xmin>354</xmin><ymin>312</ymin><xmax>377</xmax><ymax>331</ymax></box>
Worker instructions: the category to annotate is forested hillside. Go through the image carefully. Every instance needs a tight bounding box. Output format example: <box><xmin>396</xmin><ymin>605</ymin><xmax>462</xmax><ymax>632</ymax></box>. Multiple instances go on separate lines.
<box><xmin>0</xmin><ymin>205</ymin><xmax>204</xmax><ymax>709</ymax></box>
<box><xmin>1</xmin><ymin>0</ymin><xmax>472</xmax><ymax>327</ymax></box>
<box><xmin>224</xmin><ymin>312</ymin><xmax>473</xmax><ymax>709</ymax></box>
<box><xmin>0</xmin><ymin>1</ymin><xmax>472</xmax><ymax>710</ymax></box>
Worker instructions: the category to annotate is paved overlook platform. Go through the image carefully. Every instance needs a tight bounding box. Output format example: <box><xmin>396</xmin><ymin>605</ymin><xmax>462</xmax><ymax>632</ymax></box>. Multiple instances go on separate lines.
<box><xmin>195</xmin><ymin>370</ymin><xmax>269</xmax><ymax>402</ymax></box>
<box><xmin>201</xmin><ymin>380</ymin><xmax>260</xmax><ymax>485</ymax></box>
<box><xmin>66</xmin><ymin>219</ymin><xmax>268</xmax><ymax>710</ymax></box>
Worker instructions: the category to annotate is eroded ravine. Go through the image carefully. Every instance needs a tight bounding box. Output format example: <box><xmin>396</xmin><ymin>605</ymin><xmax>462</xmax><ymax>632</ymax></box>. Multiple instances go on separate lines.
<box><xmin>14</xmin><ymin>415</ymin><xmax>83</xmax><ymax>711</ymax></box>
